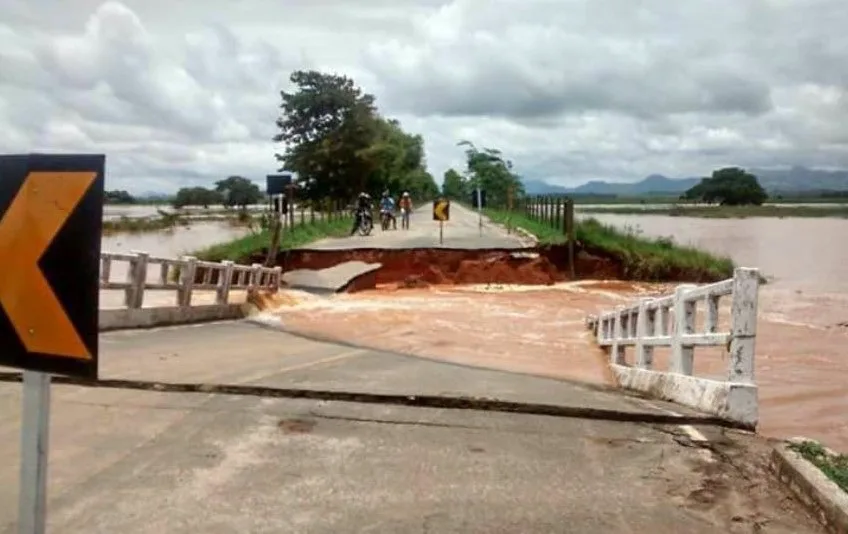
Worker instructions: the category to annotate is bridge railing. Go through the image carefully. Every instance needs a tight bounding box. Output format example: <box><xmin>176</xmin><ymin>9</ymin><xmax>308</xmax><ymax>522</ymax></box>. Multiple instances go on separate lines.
<box><xmin>585</xmin><ymin>267</ymin><xmax>760</xmax><ymax>427</ymax></box>
<box><xmin>100</xmin><ymin>251</ymin><xmax>282</xmax><ymax>308</ymax></box>
<box><xmin>99</xmin><ymin>251</ymin><xmax>282</xmax><ymax>330</ymax></box>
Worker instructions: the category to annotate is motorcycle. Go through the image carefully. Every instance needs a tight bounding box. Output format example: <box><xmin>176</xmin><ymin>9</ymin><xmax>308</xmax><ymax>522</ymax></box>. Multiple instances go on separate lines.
<box><xmin>380</xmin><ymin>209</ymin><xmax>394</xmax><ymax>231</ymax></box>
<box><xmin>355</xmin><ymin>208</ymin><xmax>373</xmax><ymax>236</ymax></box>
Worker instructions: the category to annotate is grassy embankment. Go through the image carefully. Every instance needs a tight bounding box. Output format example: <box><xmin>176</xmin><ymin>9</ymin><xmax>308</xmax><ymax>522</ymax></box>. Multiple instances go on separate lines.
<box><xmin>577</xmin><ymin>204</ymin><xmax>848</xmax><ymax>218</ymax></box>
<box><xmin>192</xmin><ymin>216</ymin><xmax>353</xmax><ymax>262</ymax></box>
<box><xmin>485</xmin><ymin>208</ymin><xmax>734</xmax><ymax>282</ymax></box>
<box><xmin>789</xmin><ymin>440</ymin><xmax>848</xmax><ymax>493</ymax></box>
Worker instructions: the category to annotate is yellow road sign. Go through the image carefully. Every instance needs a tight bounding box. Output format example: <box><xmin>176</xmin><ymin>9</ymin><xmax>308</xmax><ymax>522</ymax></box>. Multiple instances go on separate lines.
<box><xmin>0</xmin><ymin>155</ymin><xmax>105</xmax><ymax>378</ymax></box>
<box><xmin>432</xmin><ymin>198</ymin><xmax>450</xmax><ymax>221</ymax></box>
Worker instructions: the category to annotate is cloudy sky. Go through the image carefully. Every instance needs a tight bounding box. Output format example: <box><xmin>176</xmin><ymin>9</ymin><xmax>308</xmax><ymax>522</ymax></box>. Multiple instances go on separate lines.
<box><xmin>1</xmin><ymin>0</ymin><xmax>847</xmax><ymax>193</ymax></box>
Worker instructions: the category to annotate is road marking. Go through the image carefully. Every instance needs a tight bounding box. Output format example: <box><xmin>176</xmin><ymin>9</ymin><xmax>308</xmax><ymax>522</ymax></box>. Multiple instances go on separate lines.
<box><xmin>631</xmin><ymin>397</ymin><xmax>715</xmax><ymax>462</ymax></box>
<box><xmin>273</xmin><ymin>350</ymin><xmax>366</xmax><ymax>375</ymax></box>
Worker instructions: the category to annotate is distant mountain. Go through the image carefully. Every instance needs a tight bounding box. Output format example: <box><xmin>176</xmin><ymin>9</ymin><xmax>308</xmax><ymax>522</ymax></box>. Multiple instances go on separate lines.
<box><xmin>523</xmin><ymin>179</ymin><xmax>572</xmax><ymax>195</ymax></box>
<box><xmin>525</xmin><ymin>166</ymin><xmax>848</xmax><ymax>195</ymax></box>
<box><xmin>751</xmin><ymin>166</ymin><xmax>848</xmax><ymax>192</ymax></box>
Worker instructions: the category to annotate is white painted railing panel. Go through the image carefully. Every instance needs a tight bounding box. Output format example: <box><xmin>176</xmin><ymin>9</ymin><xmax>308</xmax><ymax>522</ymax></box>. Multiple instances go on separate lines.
<box><xmin>588</xmin><ymin>268</ymin><xmax>759</xmax><ymax>382</ymax></box>
<box><xmin>585</xmin><ymin>267</ymin><xmax>761</xmax><ymax>427</ymax></box>
<box><xmin>99</xmin><ymin>251</ymin><xmax>282</xmax><ymax>309</ymax></box>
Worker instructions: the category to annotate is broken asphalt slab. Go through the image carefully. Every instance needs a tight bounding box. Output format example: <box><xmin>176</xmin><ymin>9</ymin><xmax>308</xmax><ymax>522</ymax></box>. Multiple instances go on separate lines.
<box><xmin>281</xmin><ymin>261</ymin><xmax>382</xmax><ymax>294</ymax></box>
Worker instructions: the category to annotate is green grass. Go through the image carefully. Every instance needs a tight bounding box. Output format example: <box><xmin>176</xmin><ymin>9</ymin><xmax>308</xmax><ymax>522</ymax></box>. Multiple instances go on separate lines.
<box><xmin>485</xmin><ymin>208</ymin><xmax>734</xmax><ymax>282</ymax></box>
<box><xmin>789</xmin><ymin>441</ymin><xmax>848</xmax><ymax>493</ymax></box>
<box><xmin>192</xmin><ymin>216</ymin><xmax>353</xmax><ymax>262</ymax></box>
<box><xmin>578</xmin><ymin>204</ymin><xmax>848</xmax><ymax>218</ymax></box>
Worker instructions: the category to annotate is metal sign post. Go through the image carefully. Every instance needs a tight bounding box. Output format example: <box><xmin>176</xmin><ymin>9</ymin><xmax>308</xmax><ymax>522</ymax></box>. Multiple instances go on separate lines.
<box><xmin>476</xmin><ymin>187</ymin><xmax>482</xmax><ymax>237</ymax></box>
<box><xmin>439</xmin><ymin>220</ymin><xmax>444</xmax><ymax>245</ymax></box>
<box><xmin>18</xmin><ymin>371</ymin><xmax>51</xmax><ymax>534</ymax></box>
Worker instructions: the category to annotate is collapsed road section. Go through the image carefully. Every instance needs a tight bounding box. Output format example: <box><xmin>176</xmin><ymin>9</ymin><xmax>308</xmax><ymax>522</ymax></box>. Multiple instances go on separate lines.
<box><xmin>246</xmin><ymin>244</ymin><xmax>622</xmax><ymax>293</ymax></box>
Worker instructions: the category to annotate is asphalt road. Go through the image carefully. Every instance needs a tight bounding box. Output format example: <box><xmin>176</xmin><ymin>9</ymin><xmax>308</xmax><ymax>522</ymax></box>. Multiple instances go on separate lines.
<box><xmin>0</xmin><ymin>321</ymin><xmax>823</xmax><ymax>533</ymax></box>
<box><xmin>307</xmin><ymin>202</ymin><xmax>530</xmax><ymax>250</ymax></box>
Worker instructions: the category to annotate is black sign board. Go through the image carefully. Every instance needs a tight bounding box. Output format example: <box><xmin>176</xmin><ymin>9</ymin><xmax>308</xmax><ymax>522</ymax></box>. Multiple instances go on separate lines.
<box><xmin>266</xmin><ymin>174</ymin><xmax>292</xmax><ymax>195</ymax></box>
<box><xmin>0</xmin><ymin>153</ymin><xmax>105</xmax><ymax>378</ymax></box>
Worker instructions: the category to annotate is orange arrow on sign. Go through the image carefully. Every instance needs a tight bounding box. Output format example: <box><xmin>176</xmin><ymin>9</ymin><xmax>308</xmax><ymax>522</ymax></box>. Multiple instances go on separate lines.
<box><xmin>434</xmin><ymin>200</ymin><xmax>449</xmax><ymax>220</ymax></box>
<box><xmin>0</xmin><ymin>171</ymin><xmax>96</xmax><ymax>360</ymax></box>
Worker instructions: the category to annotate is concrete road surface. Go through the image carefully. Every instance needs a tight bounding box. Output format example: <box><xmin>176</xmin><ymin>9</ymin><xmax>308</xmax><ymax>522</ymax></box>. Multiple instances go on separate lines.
<box><xmin>0</xmin><ymin>321</ymin><xmax>822</xmax><ymax>533</ymax></box>
<box><xmin>308</xmin><ymin>202</ymin><xmax>529</xmax><ymax>250</ymax></box>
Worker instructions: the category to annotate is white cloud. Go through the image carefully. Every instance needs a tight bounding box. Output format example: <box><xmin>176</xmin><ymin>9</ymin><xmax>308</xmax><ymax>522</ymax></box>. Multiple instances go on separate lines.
<box><xmin>1</xmin><ymin>0</ymin><xmax>847</xmax><ymax>193</ymax></box>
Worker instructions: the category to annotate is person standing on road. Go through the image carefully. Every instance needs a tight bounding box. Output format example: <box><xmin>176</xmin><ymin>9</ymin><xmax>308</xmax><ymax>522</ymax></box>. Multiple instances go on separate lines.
<box><xmin>398</xmin><ymin>191</ymin><xmax>413</xmax><ymax>230</ymax></box>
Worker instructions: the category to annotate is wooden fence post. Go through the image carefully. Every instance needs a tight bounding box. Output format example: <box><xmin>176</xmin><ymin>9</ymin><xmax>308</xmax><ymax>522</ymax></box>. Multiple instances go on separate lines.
<box><xmin>566</xmin><ymin>199</ymin><xmax>575</xmax><ymax>278</ymax></box>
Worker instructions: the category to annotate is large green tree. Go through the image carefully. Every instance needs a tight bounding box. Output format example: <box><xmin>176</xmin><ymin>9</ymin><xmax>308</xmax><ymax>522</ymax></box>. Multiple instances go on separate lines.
<box><xmin>214</xmin><ymin>176</ymin><xmax>263</xmax><ymax>209</ymax></box>
<box><xmin>683</xmin><ymin>167</ymin><xmax>768</xmax><ymax>206</ymax></box>
<box><xmin>273</xmin><ymin>69</ymin><xmax>437</xmax><ymax>203</ymax></box>
<box><xmin>172</xmin><ymin>186</ymin><xmax>223</xmax><ymax>209</ymax></box>
<box><xmin>441</xmin><ymin>168</ymin><xmax>468</xmax><ymax>200</ymax></box>
<box><xmin>359</xmin><ymin>117</ymin><xmax>439</xmax><ymax>200</ymax></box>
<box><xmin>274</xmin><ymin>70</ymin><xmax>380</xmax><ymax>201</ymax></box>
<box><xmin>458</xmin><ymin>141</ymin><xmax>525</xmax><ymax>206</ymax></box>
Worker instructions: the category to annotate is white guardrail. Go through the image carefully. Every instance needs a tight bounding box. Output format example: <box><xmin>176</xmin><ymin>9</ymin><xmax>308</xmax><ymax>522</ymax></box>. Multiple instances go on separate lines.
<box><xmin>586</xmin><ymin>267</ymin><xmax>760</xmax><ymax>427</ymax></box>
<box><xmin>98</xmin><ymin>251</ymin><xmax>283</xmax><ymax>330</ymax></box>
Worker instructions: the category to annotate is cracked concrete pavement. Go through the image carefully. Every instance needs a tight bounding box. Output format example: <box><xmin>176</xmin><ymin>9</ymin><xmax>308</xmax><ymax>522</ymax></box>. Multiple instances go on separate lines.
<box><xmin>0</xmin><ymin>321</ymin><xmax>825</xmax><ymax>533</ymax></box>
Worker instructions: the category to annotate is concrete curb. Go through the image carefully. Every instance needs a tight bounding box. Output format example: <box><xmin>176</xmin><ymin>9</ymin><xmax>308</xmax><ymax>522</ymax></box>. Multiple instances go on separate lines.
<box><xmin>769</xmin><ymin>440</ymin><xmax>848</xmax><ymax>533</ymax></box>
<box><xmin>610</xmin><ymin>364</ymin><xmax>758</xmax><ymax>430</ymax></box>
<box><xmin>99</xmin><ymin>304</ymin><xmax>247</xmax><ymax>331</ymax></box>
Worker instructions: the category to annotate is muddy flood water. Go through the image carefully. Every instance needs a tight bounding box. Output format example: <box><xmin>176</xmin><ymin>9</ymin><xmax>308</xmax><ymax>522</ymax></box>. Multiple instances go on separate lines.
<box><xmin>265</xmin><ymin>215</ymin><xmax>848</xmax><ymax>451</ymax></box>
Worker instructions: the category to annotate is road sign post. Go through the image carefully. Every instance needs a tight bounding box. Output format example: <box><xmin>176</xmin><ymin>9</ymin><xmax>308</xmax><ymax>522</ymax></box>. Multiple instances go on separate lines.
<box><xmin>432</xmin><ymin>198</ymin><xmax>450</xmax><ymax>245</ymax></box>
<box><xmin>18</xmin><ymin>370</ymin><xmax>50</xmax><ymax>534</ymax></box>
<box><xmin>476</xmin><ymin>187</ymin><xmax>482</xmax><ymax>236</ymax></box>
<box><xmin>0</xmin><ymin>153</ymin><xmax>105</xmax><ymax>534</ymax></box>
<box><xmin>507</xmin><ymin>186</ymin><xmax>514</xmax><ymax>234</ymax></box>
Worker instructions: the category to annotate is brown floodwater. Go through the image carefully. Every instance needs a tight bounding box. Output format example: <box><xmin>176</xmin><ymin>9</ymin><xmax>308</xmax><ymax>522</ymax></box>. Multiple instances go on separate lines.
<box><xmin>267</xmin><ymin>214</ymin><xmax>848</xmax><ymax>451</ymax></box>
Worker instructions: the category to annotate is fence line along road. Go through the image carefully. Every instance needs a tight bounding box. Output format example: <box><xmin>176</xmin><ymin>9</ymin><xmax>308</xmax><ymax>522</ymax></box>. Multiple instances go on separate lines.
<box><xmin>99</xmin><ymin>251</ymin><xmax>283</xmax><ymax>331</ymax></box>
<box><xmin>585</xmin><ymin>267</ymin><xmax>761</xmax><ymax>428</ymax></box>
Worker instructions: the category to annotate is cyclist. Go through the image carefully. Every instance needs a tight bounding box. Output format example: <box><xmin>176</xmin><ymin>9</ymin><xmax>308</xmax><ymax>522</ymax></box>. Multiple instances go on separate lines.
<box><xmin>379</xmin><ymin>190</ymin><xmax>396</xmax><ymax>230</ymax></box>
<box><xmin>350</xmin><ymin>192</ymin><xmax>372</xmax><ymax>235</ymax></box>
<box><xmin>398</xmin><ymin>191</ymin><xmax>413</xmax><ymax>229</ymax></box>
